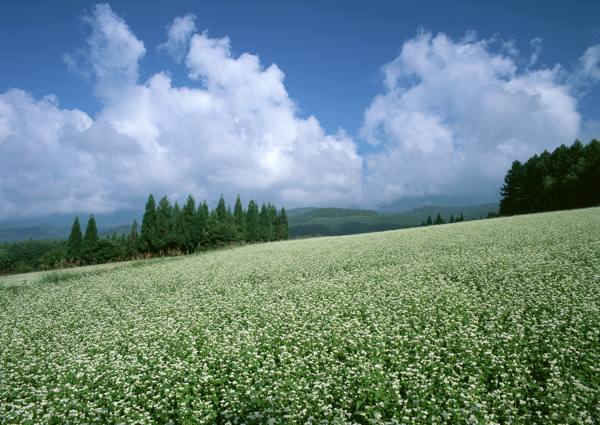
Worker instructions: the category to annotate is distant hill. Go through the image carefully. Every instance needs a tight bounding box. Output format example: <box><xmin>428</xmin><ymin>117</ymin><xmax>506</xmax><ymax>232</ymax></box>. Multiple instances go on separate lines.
<box><xmin>289</xmin><ymin>203</ymin><xmax>499</xmax><ymax>238</ymax></box>
<box><xmin>1</xmin><ymin>204</ymin><xmax>500</xmax><ymax>242</ymax></box>
<box><xmin>0</xmin><ymin>225</ymin><xmax>71</xmax><ymax>243</ymax></box>
<box><xmin>0</xmin><ymin>209</ymin><xmax>142</xmax><ymax>243</ymax></box>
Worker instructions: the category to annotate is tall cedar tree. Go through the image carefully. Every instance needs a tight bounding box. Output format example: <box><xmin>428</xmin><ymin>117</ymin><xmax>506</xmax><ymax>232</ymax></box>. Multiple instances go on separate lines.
<box><xmin>171</xmin><ymin>202</ymin><xmax>185</xmax><ymax>252</ymax></box>
<box><xmin>259</xmin><ymin>202</ymin><xmax>272</xmax><ymax>242</ymax></box>
<box><xmin>181</xmin><ymin>194</ymin><xmax>196</xmax><ymax>253</ymax></box>
<box><xmin>216</xmin><ymin>194</ymin><xmax>228</xmax><ymax>223</ymax></box>
<box><xmin>140</xmin><ymin>194</ymin><xmax>157</xmax><ymax>253</ymax></box>
<box><xmin>267</xmin><ymin>203</ymin><xmax>278</xmax><ymax>240</ymax></box>
<box><xmin>193</xmin><ymin>201</ymin><xmax>209</xmax><ymax>247</ymax></box>
<box><xmin>66</xmin><ymin>215</ymin><xmax>83</xmax><ymax>261</ymax></box>
<box><xmin>128</xmin><ymin>219</ymin><xmax>139</xmax><ymax>258</ymax></box>
<box><xmin>81</xmin><ymin>214</ymin><xmax>99</xmax><ymax>264</ymax></box>
<box><xmin>233</xmin><ymin>195</ymin><xmax>246</xmax><ymax>236</ymax></box>
<box><xmin>245</xmin><ymin>200</ymin><xmax>260</xmax><ymax>242</ymax></box>
<box><xmin>277</xmin><ymin>207</ymin><xmax>290</xmax><ymax>240</ymax></box>
<box><xmin>155</xmin><ymin>196</ymin><xmax>173</xmax><ymax>254</ymax></box>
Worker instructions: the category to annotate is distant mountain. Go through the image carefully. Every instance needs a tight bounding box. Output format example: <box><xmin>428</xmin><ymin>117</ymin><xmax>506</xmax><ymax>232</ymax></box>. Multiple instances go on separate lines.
<box><xmin>0</xmin><ymin>225</ymin><xmax>71</xmax><ymax>243</ymax></box>
<box><xmin>286</xmin><ymin>207</ymin><xmax>317</xmax><ymax>217</ymax></box>
<box><xmin>0</xmin><ymin>209</ymin><xmax>142</xmax><ymax>243</ymax></box>
<box><xmin>377</xmin><ymin>192</ymin><xmax>501</xmax><ymax>213</ymax></box>
<box><xmin>289</xmin><ymin>203</ymin><xmax>500</xmax><ymax>238</ymax></box>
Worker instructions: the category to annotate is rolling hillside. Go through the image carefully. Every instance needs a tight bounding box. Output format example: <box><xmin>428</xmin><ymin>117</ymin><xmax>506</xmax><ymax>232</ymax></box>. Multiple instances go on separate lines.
<box><xmin>2</xmin><ymin>207</ymin><xmax>598</xmax><ymax>423</ymax></box>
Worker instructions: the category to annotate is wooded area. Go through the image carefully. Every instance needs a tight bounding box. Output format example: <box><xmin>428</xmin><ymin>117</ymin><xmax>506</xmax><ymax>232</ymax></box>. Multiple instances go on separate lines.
<box><xmin>0</xmin><ymin>194</ymin><xmax>289</xmax><ymax>275</ymax></box>
<box><xmin>499</xmin><ymin>139</ymin><xmax>600</xmax><ymax>216</ymax></box>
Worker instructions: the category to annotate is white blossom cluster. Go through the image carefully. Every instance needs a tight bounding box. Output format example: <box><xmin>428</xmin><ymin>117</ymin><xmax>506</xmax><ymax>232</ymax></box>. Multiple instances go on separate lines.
<box><xmin>1</xmin><ymin>208</ymin><xmax>599</xmax><ymax>424</ymax></box>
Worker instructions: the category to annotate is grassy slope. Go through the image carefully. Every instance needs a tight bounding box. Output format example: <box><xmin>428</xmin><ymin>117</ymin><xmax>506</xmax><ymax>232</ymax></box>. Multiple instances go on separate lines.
<box><xmin>1</xmin><ymin>207</ymin><xmax>599</xmax><ymax>424</ymax></box>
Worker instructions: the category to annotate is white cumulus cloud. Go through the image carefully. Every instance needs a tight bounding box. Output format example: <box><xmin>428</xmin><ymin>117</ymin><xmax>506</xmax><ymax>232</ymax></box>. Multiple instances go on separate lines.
<box><xmin>0</xmin><ymin>4</ymin><xmax>362</xmax><ymax>219</ymax></box>
<box><xmin>158</xmin><ymin>13</ymin><xmax>197</xmax><ymax>63</ymax></box>
<box><xmin>360</xmin><ymin>31</ymin><xmax>581</xmax><ymax>203</ymax></box>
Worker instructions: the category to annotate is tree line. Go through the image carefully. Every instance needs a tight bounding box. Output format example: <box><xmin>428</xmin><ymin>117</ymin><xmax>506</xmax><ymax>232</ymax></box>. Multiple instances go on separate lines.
<box><xmin>500</xmin><ymin>139</ymin><xmax>600</xmax><ymax>216</ymax></box>
<box><xmin>0</xmin><ymin>194</ymin><xmax>289</xmax><ymax>275</ymax></box>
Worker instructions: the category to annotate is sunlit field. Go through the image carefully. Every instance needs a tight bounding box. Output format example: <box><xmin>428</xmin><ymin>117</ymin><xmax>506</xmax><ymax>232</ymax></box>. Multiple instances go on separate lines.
<box><xmin>1</xmin><ymin>208</ymin><xmax>599</xmax><ymax>424</ymax></box>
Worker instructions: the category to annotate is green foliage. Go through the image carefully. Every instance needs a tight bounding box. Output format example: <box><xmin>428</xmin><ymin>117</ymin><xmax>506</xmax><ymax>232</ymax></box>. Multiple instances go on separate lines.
<box><xmin>181</xmin><ymin>194</ymin><xmax>196</xmax><ymax>253</ymax></box>
<box><xmin>259</xmin><ymin>202</ymin><xmax>272</xmax><ymax>242</ymax></box>
<box><xmin>216</xmin><ymin>194</ymin><xmax>228</xmax><ymax>223</ymax></box>
<box><xmin>39</xmin><ymin>248</ymin><xmax>67</xmax><ymax>269</ymax></box>
<box><xmin>81</xmin><ymin>214</ymin><xmax>99</xmax><ymax>264</ymax></box>
<box><xmin>500</xmin><ymin>139</ymin><xmax>600</xmax><ymax>215</ymax></box>
<box><xmin>233</xmin><ymin>194</ymin><xmax>246</xmax><ymax>236</ymax></box>
<box><xmin>127</xmin><ymin>219</ymin><xmax>139</xmax><ymax>258</ymax></box>
<box><xmin>155</xmin><ymin>196</ymin><xmax>173</xmax><ymax>254</ymax></box>
<box><xmin>193</xmin><ymin>201</ymin><xmax>209</xmax><ymax>247</ymax></box>
<box><xmin>245</xmin><ymin>200</ymin><xmax>260</xmax><ymax>242</ymax></box>
<box><xmin>2</xmin><ymin>194</ymin><xmax>289</xmax><ymax>275</ymax></box>
<box><xmin>66</xmin><ymin>215</ymin><xmax>83</xmax><ymax>261</ymax></box>
<box><xmin>140</xmin><ymin>194</ymin><xmax>157</xmax><ymax>253</ymax></box>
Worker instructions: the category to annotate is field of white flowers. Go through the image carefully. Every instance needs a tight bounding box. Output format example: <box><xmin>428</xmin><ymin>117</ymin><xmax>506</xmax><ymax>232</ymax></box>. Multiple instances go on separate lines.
<box><xmin>1</xmin><ymin>208</ymin><xmax>599</xmax><ymax>424</ymax></box>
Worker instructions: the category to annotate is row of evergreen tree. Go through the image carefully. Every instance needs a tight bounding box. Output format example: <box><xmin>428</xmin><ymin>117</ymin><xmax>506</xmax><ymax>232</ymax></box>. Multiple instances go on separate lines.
<box><xmin>0</xmin><ymin>194</ymin><xmax>290</xmax><ymax>274</ymax></box>
<box><xmin>500</xmin><ymin>139</ymin><xmax>600</xmax><ymax>216</ymax></box>
<box><xmin>63</xmin><ymin>194</ymin><xmax>290</xmax><ymax>265</ymax></box>
<box><xmin>421</xmin><ymin>213</ymin><xmax>465</xmax><ymax>226</ymax></box>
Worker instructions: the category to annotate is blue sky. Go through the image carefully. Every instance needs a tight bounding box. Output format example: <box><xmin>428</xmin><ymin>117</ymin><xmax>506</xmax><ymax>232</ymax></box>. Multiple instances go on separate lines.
<box><xmin>1</xmin><ymin>0</ymin><xmax>599</xmax><ymax>219</ymax></box>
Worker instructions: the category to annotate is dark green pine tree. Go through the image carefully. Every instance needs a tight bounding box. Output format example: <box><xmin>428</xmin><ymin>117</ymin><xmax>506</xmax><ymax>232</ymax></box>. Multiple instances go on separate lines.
<box><xmin>233</xmin><ymin>195</ymin><xmax>246</xmax><ymax>237</ymax></box>
<box><xmin>245</xmin><ymin>200</ymin><xmax>260</xmax><ymax>242</ymax></box>
<box><xmin>181</xmin><ymin>194</ymin><xmax>196</xmax><ymax>254</ymax></box>
<box><xmin>66</xmin><ymin>215</ymin><xmax>83</xmax><ymax>262</ymax></box>
<box><xmin>450</xmin><ymin>214</ymin><xmax>455</xmax><ymax>223</ymax></box>
<box><xmin>155</xmin><ymin>195</ymin><xmax>173</xmax><ymax>255</ymax></box>
<box><xmin>434</xmin><ymin>213</ymin><xmax>445</xmax><ymax>225</ymax></box>
<box><xmin>276</xmin><ymin>206</ymin><xmax>290</xmax><ymax>240</ymax></box>
<box><xmin>216</xmin><ymin>194</ymin><xmax>228</xmax><ymax>223</ymax></box>
<box><xmin>193</xmin><ymin>200</ymin><xmax>209</xmax><ymax>248</ymax></box>
<box><xmin>267</xmin><ymin>203</ymin><xmax>278</xmax><ymax>241</ymax></box>
<box><xmin>259</xmin><ymin>202</ymin><xmax>272</xmax><ymax>242</ymax></box>
<box><xmin>140</xmin><ymin>194</ymin><xmax>157</xmax><ymax>254</ymax></box>
<box><xmin>81</xmin><ymin>214</ymin><xmax>99</xmax><ymax>264</ymax></box>
<box><xmin>425</xmin><ymin>215</ymin><xmax>433</xmax><ymax>226</ymax></box>
<box><xmin>171</xmin><ymin>202</ymin><xmax>186</xmax><ymax>252</ymax></box>
<box><xmin>127</xmin><ymin>219</ymin><xmax>139</xmax><ymax>259</ymax></box>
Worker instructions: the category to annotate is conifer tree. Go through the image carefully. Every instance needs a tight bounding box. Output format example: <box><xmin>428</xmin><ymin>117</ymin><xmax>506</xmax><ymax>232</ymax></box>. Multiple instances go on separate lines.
<box><xmin>140</xmin><ymin>195</ymin><xmax>157</xmax><ymax>254</ymax></box>
<box><xmin>259</xmin><ymin>202</ymin><xmax>272</xmax><ymax>242</ymax></box>
<box><xmin>425</xmin><ymin>215</ymin><xmax>433</xmax><ymax>226</ymax></box>
<box><xmin>171</xmin><ymin>202</ymin><xmax>185</xmax><ymax>252</ymax></box>
<box><xmin>66</xmin><ymin>215</ymin><xmax>83</xmax><ymax>262</ymax></box>
<box><xmin>216</xmin><ymin>194</ymin><xmax>227</xmax><ymax>223</ymax></box>
<box><xmin>245</xmin><ymin>200</ymin><xmax>260</xmax><ymax>242</ymax></box>
<box><xmin>128</xmin><ymin>219</ymin><xmax>139</xmax><ymax>259</ymax></box>
<box><xmin>181</xmin><ymin>194</ymin><xmax>196</xmax><ymax>253</ymax></box>
<box><xmin>193</xmin><ymin>200</ymin><xmax>209</xmax><ymax>248</ymax></box>
<box><xmin>233</xmin><ymin>195</ymin><xmax>246</xmax><ymax>236</ymax></box>
<box><xmin>276</xmin><ymin>207</ymin><xmax>290</xmax><ymax>240</ymax></box>
<box><xmin>82</xmin><ymin>214</ymin><xmax>99</xmax><ymax>264</ymax></box>
<box><xmin>155</xmin><ymin>195</ymin><xmax>173</xmax><ymax>255</ymax></box>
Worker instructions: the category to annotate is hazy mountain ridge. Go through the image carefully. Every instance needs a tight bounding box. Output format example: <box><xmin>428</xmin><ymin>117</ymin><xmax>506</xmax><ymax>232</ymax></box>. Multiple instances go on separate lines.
<box><xmin>1</xmin><ymin>203</ymin><xmax>499</xmax><ymax>243</ymax></box>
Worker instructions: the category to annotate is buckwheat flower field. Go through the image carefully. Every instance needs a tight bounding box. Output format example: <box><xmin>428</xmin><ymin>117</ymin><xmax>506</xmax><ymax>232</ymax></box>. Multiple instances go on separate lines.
<box><xmin>1</xmin><ymin>208</ymin><xmax>599</xmax><ymax>424</ymax></box>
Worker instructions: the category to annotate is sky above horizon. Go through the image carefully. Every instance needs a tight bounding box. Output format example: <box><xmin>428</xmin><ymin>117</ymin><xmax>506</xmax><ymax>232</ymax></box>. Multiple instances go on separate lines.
<box><xmin>1</xmin><ymin>0</ymin><xmax>599</xmax><ymax>219</ymax></box>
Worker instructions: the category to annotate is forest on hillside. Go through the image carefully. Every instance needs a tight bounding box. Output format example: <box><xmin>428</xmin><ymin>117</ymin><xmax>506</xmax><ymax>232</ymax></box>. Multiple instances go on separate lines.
<box><xmin>500</xmin><ymin>139</ymin><xmax>600</xmax><ymax>215</ymax></box>
<box><xmin>0</xmin><ymin>194</ymin><xmax>289</xmax><ymax>275</ymax></box>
